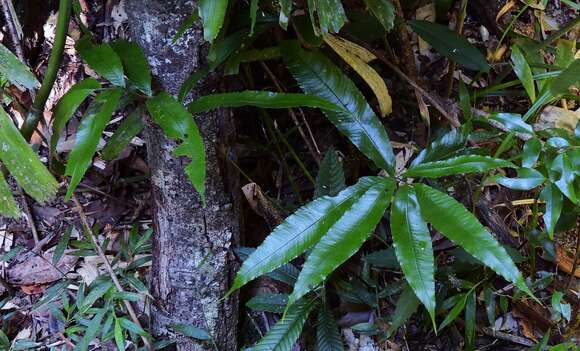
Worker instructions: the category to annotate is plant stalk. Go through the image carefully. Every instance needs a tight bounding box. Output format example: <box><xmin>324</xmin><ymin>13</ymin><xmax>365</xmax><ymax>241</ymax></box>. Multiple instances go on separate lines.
<box><xmin>20</xmin><ymin>0</ymin><xmax>71</xmax><ymax>141</ymax></box>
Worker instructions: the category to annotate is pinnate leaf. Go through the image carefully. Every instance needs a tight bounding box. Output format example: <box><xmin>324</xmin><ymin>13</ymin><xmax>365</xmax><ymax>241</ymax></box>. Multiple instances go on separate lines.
<box><xmin>317</xmin><ymin>303</ymin><xmax>344</xmax><ymax>351</ymax></box>
<box><xmin>0</xmin><ymin>107</ymin><xmax>58</xmax><ymax>204</ymax></box>
<box><xmin>230</xmin><ymin>177</ymin><xmax>386</xmax><ymax>294</ymax></box>
<box><xmin>414</xmin><ymin>184</ymin><xmax>531</xmax><ymax>297</ymax></box>
<box><xmin>282</xmin><ymin>41</ymin><xmax>395</xmax><ymax>174</ymax></box>
<box><xmin>249</xmin><ymin>298</ymin><xmax>316</xmax><ymax>351</ymax></box>
<box><xmin>65</xmin><ymin>88</ymin><xmax>122</xmax><ymax>200</ymax></box>
<box><xmin>315</xmin><ymin>148</ymin><xmax>346</xmax><ymax>198</ymax></box>
<box><xmin>390</xmin><ymin>186</ymin><xmax>435</xmax><ymax>326</ymax></box>
<box><xmin>288</xmin><ymin>177</ymin><xmax>394</xmax><ymax>306</ymax></box>
<box><xmin>146</xmin><ymin>92</ymin><xmax>206</xmax><ymax>203</ymax></box>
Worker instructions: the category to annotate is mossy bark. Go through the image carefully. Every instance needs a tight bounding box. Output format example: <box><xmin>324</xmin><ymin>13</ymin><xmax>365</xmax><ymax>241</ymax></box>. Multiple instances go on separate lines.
<box><xmin>125</xmin><ymin>1</ymin><xmax>239</xmax><ymax>350</ymax></box>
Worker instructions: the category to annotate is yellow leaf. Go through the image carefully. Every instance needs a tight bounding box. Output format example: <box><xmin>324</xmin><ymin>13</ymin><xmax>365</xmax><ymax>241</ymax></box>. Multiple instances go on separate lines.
<box><xmin>323</xmin><ymin>34</ymin><xmax>393</xmax><ymax>116</ymax></box>
<box><xmin>496</xmin><ymin>0</ymin><xmax>516</xmax><ymax>22</ymax></box>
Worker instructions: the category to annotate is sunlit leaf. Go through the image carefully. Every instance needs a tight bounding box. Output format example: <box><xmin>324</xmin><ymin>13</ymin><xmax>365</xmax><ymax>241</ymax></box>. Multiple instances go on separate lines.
<box><xmin>522</xmin><ymin>138</ymin><xmax>541</xmax><ymax>168</ymax></box>
<box><xmin>549</xmin><ymin>152</ymin><xmax>577</xmax><ymax>203</ymax></box>
<box><xmin>405</xmin><ymin>155</ymin><xmax>515</xmax><ymax>178</ymax></box>
<box><xmin>146</xmin><ymin>92</ymin><xmax>206</xmax><ymax>203</ymax></box>
<box><xmin>250</xmin><ymin>298</ymin><xmax>316</xmax><ymax>351</ymax></box>
<box><xmin>51</xmin><ymin>78</ymin><xmax>101</xmax><ymax>156</ymax></box>
<box><xmin>487</xmin><ymin>112</ymin><xmax>534</xmax><ymax>134</ymax></box>
<box><xmin>414</xmin><ymin>184</ymin><xmax>531</xmax><ymax>297</ymax></box>
<box><xmin>76</xmin><ymin>37</ymin><xmax>125</xmax><ymax>87</ymax></box>
<box><xmin>511</xmin><ymin>45</ymin><xmax>536</xmax><ymax>102</ymax></box>
<box><xmin>323</xmin><ymin>34</ymin><xmax>392</xmax><ymax>116</ymax></box>
<box><xmin>390</xmin><ymin>186</ymin><xmax>435</xmax><ymax>326</ymax></box>
<box><xmin>0</xmin><ymin>43</ymin><xmax>39</xmax><ymax>90</ymax></box>
<box><xmin>282</xmin><ymin>41</ymin><xmax>395</xmax><ymax>174</ymax></box>
<box><xmin>199</xmin><ymin>0</ymin><xmax>229</xmax><ymax>43</ymax></box>
<box><xmin>411</xmin><ymin>128</ymin><xmax>467</xmax><ymax>166</ymax></box>
<box><xmin>188</xmin><ymin>91</ymin><xmax>341</xmax><ymax>114</ymax></box>
<box><xmin>229</xmin><ymin>177</ymin><xmax>386</xmax><ymax>294</ymax></box>
<box><xmin>110</xmin><ymin>40</ymin><xmax>152</xmax><ymax>96</ymax></box>
<box><xmin>540</xmin><ymin>183</ymin><xmax>563</xmax><ymax>239</ymax></box>
<box><xmin>408</xmin><ymin>20</ymin><xmax>489</xmax><ymax>72</ymax></box>
<box><xmin>494</xmin><ymin>168</ymin><xmax>546</xmax><ymax>190</ymax></box>
<box><xmin>289</xmin><ymin>177</ymin><xmax>394</xmax><ymax>306</ymax></box>
<box><xmin>0</xmin><ymin>107</ymin><xmax>58</xmax><ymax>204</ymax></box>
<box><xmin>65</xmin><ymin>88</ymin><xmax>122</xmax><ymax>200</ymax></box>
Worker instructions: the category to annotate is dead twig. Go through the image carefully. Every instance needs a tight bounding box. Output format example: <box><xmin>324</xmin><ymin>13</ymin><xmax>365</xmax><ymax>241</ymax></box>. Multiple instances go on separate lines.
<box><xmin>0</xmin><ymin>0</ymin><xmax>25</xmax><ymax>62</ymax></box>
<box><xmin>364</xmin><ymin>45</ymin><xmax>461</xmax><ymax>128</ymax></box>
<box><xmin>479</xmin><ymin>327</ymin><xmax>534</xmax><ymax>347</ymax></box>
<box><xmin>260</xmin><ymin>62</ymin><xmax>322</xmax><ymax>164</ymax></box>
<box><xmin>72</xmin><ymin>194</ymin><xmax>152</xmax><ymax>350</ymax></box>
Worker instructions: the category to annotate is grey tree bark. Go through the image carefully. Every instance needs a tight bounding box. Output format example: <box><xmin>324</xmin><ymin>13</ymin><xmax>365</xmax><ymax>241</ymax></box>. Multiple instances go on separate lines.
<box><xmin>125</xmin><ymin>1</ymin><xmax>239</xmax><ymax>350</ymax></box>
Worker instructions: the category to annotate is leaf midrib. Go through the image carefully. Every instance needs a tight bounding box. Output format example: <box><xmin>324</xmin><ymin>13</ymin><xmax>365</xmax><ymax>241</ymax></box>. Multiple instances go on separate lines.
<box><xmin>291</xmin><ymin>52</ymin><xmax>389</xmax><ymax>170</ymax></box>
<box><xmin>241</xmin><ymin>184</ymin><xmax>368</xmax><ymax>281</ymax></box>
<box><xmin>401</xmin><ymin>196</ymin><xmax>429</xmax><ymax>306</ymax></box>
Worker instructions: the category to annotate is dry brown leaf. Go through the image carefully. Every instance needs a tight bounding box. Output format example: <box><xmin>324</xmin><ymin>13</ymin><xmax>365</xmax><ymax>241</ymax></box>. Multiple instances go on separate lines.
<box><xmin>497</xmin><ymin>0</ymin><xmax>517</xmax><ymax>22</ymax></box>
<box><xmin>415</xmin><ymin>2</ymin><xmax>436</xmax><ymax>55</ymax></box>
<box><xmin>20</xmin><ymin>284</ymin><xmax>46</xmax><ymax>295</ymax></box>
<box><xmin>242</xmin><ymin>183</ymin><xmax>285</xmax><ymax>228</ymax></box>
<box><xmin>536</xmin><ymin>106</ymin><xmax>580</xmax><ymax>133</ymax></box>
<box><xmin>556</xmin><ymin>246</ymin><xmax>580</xmax><ymax>278</ymax></box>
<box><xmin>323</xmin><ymin>35</ymin><xmax>393</xmax><ymax>117</ymax></box>
<box><xmin>7</xmin><ymin>248</ymin><xmax>78</xmax><ymax>285</ymax></box>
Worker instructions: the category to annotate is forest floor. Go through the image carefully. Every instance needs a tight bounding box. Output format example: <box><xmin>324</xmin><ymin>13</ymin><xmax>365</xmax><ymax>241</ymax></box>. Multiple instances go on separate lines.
<box><xmin>0</xmin><ymin>0</ymin><xmax>579</xmax><ymax>350</ymax></box>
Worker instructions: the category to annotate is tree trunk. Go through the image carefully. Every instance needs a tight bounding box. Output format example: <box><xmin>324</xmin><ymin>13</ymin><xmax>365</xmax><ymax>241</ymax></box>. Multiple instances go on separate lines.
<box><xmin>125</xmin><ymin>1</ymin><xmax>239</xmax><ymax>350</ymax></box>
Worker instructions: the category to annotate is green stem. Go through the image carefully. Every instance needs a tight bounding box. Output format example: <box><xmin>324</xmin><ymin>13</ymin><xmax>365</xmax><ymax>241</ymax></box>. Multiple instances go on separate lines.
<box><xmin>536</xmin><ymin>16</ymin><xmax>580</xmax><ymax>50</ymax></box>
<box><xmin>20</xmin><ymin>0</ymin><xmax>71</xmax><ymax>141</ymax></box>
